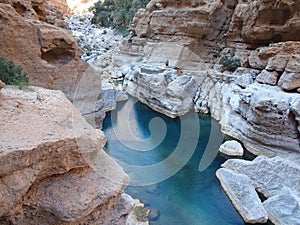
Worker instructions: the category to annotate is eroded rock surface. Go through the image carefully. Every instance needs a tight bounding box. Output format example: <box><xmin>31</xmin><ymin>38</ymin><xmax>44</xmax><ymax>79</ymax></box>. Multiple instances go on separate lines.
<box><xmin>263</xmin><ymin>188</ymin><xmax>300</xmax><ymax>225</ymax></box>
<box><xmin>218</xmin><ymin>156</ymin><xmax>300</xmax><ymax>225</ymax></box>
<box><xmin>219</xmin><ymin>140</ymin><xmax>244</xmax><ymax>157</ymax></box>
<box><xmin>0</xmin><ymin>87</ymin><xmax>130</xmax><ymax>224</ymax></box>
<box><xmin>222</xmin><ymin>156</ymin><xmax>300</xmax><ymax>198</ymax></box>
<box><xmin>216</xmin><ymin>168</ymin><xmax>268</xmax><ymax>224</ymax></box>
<box><xmin>124</xmin><ymin>64</ymin><xmax>200</xmax><ymax>118</ymax></box>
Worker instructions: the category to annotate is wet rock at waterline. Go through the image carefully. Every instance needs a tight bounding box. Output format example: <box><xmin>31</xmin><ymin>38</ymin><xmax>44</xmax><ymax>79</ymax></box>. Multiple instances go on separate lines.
<box><xmin>219</xmin><ymin>140</ymin><xmax>244</xmax><ymax>157</ymax></box>
<box><xmin>102</xmin><ymin>82</ymin><xmax>128</xmax><ymax>112</ymax></box>
<box><xmin>216</xmin><ymin>168</ymin><xmax>268</xmax><ymax>224</ymax></box>
<box><xmin>217</xmin><ymin>156</ymin><xmax>300</xmax><ymax>225</ymax></box>
<box><xmin>221</xmin><ymin>156</ymin><xmax>300</xmax><ymax>198</ymax></box>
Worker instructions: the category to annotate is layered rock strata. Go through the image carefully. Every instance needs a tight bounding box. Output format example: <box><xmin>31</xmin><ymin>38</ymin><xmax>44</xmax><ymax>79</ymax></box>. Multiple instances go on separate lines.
<box><xmin>118</xmin><ymin>0</ymin><xmax>300</xmax><ymax>160</ymax></box>
<box><xmin>124</xmin><ymin>64</ymin><xmax>200</xmax><ymax>118</ymax></box>
<box><xmin>0</xmin><ymin>87</ymin><xmax>131</xmax><ymax>224</ymax></box>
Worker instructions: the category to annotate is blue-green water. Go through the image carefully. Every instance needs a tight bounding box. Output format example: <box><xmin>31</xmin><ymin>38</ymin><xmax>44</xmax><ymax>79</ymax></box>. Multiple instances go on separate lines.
<box><xmin>102</xmin><ymin>98</ymin><xmax>244</xmax><ymax>225</ymax></box>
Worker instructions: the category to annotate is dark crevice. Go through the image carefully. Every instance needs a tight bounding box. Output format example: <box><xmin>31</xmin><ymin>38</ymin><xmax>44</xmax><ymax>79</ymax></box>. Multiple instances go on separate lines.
<box><xmin>12</xmin><ymin>2</ymin><xmax>27</xmax><ymax>16</ymax></box>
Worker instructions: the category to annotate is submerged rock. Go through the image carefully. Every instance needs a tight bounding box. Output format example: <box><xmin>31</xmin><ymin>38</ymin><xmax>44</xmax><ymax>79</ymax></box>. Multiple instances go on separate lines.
<box><xmin>219</xmin><ymin>140</ymin><xmax>244</xmax><ymax>157</ymax></box>
<box><xmin>216</xmin><ymin>168</ymin><xmax>268</xmax><ymax>224</ymax></box>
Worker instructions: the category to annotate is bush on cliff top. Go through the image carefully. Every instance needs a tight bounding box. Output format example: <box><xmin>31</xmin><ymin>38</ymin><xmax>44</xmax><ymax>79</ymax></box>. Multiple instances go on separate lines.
<box><xmin>91</xmin><ymin>0</ymin><xmax>150</xmax><ymax>36</ymax></box>
<box><xmin>0</xmin><ymin>57</ymin><xmax>29</xmax><ymax>88</ymax></box>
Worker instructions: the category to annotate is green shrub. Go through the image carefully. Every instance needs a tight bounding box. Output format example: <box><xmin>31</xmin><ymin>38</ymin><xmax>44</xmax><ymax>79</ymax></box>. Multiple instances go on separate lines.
<box><xmin>220</xmin><ymin>56</ymin><xmax>241</xmax><ymax>72</ymax></box>
<box><xmin>0</xmin><ymin>57</ymin><xmax>29</xmax><ymax>88</ymax></box>
<box><xmin>133</xmin><ymin>206</ymin><xmax>149</xmax><ymax>222</ymax></box>
<box><xmin>91</xmin><ymin>0</ymin><xmax>150</xmax><ymax>36</ymax></box>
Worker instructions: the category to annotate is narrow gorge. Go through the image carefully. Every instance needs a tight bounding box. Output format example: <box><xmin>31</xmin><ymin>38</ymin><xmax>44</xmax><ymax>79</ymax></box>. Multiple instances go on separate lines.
<box><xmin>0</xmin><ymin>0</ymin><xmax>299</xmax><ymax>224</ymax></box>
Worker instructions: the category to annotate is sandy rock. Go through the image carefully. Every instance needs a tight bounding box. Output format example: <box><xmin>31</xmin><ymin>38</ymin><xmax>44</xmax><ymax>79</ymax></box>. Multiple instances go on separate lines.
<box><xmin>0</xmin><ymin>80</ymin><xmax>4</xmax><ymax>91</ymax></box>
<box><xmin>0</xmin><ymin>87</ymin><xmax>129</xmax><ymax>224</ymax></box>
<box><xmin>219</xmin><ymin>140</ymin><xmax>244</xmax><ymax>157</ymax></box>
<box><xmin>48</xmin><ymin>0</ymin><xmax>71</xmax><ymax>15</ymax></box>
<box><xmin>263</xmin><ymin>187</ymin><xmax>300</xmax><ymax>225</ymax></box>
<box><xmin>235</xmin><ymin>0</ymin><xmax>300</xmax><ymax>45</ymax></box>
<box><xmin>0</xmin><ymin>1</ymin><xmax>93</xmax><ymax>100</ymax></box>
<box><xmin>255</xmin><ymin>70</ymin><xmax>279</xmax><ymax>86</ymax></box>
<box><xmin>265</xmin><ymin>54</ymin><xmax>290</xmax><ymax>72</ymax></box>
<box><xmin>216</xmin><ymin>168</ymin><xmax>268</xmax><ymax>224</ymax></box>
<box><xmin>278</xmin><ymin>71</ymin><xmax>300</xmax><ymax>91</ymax></box>
<box><xmin>222</xmin><ymin>156</ymin><xmax>300</xmax><ymax>198</ymax></box>
<box><xmin>286</xmin><ymin>54</ymin><xmax>300</xmax><ymax>73</ymax></box>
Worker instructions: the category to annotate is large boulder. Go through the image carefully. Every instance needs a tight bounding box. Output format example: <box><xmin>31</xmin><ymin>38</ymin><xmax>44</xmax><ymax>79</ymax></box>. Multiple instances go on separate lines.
<box><xmin>263</xmin><ymin>187</ymin><xmax>300</xmax><ymax>225</ymax></box>
<box><xmin>216</xmin><ymin>168</ymin><xmax>268</xmax><ymax>224</ymax></box>
<box><xmin>0</xmin><ymin>87</ymin><xmax>130</xmax><ymax>224</ymax></box>
<box><xmin>220</xmin><ymin>156</ymin><xmax>300</xmax><ymax>225</ymax></box>
<box><xmin>219</xmin><ymin>140</ymin><xmax>244</xmax><ymax>157</ymax></box>
<box><xmin>222</xmin><ymin>156</ymin><xmax>300</xmax><ymax>198</ymax></box>
<box><xmin>124</xmin><ymin>63</ymin><xmax>200</xmax><ymax>118</ymax></box>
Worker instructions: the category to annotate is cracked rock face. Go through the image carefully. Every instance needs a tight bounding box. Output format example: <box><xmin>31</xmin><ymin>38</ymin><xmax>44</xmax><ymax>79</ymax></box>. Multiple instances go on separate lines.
<box><xmin>0</xmin><ymin>87</ymin><xmax>130</xmax><ymax>224</ymax></box>
<box><xmin>217</xmin><ymin>156</ymin><xmax>300</xmax><ymax>225</ymax></box>
<box><xmin>124</xmin><ymin>64</ymin><xmax>200</xmax><ymax>118</ymax></box>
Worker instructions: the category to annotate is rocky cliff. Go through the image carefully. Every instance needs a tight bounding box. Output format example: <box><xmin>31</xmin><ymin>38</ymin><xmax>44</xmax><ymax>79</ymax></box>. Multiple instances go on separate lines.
<box><xmin>118</xmin><ymin>0</ymin><xmax>300</xmax><ymax>160</ymax></box>
<box><xmin>0</xmin><ymin>0</ymin><xmax>105</xmax><ymax>126</ymax></box>
<box><xmin>0</xmin><ymin>86</ymin><xmax>133</xmax><ymax>224</ymax></box>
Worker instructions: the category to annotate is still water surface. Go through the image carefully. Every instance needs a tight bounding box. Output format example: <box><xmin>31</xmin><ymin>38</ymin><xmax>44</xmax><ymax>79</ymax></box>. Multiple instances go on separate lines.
<box><xmin>102</xmin><ymin>98</ymin><xmax>244</xmax><ymax>225</ymax></box>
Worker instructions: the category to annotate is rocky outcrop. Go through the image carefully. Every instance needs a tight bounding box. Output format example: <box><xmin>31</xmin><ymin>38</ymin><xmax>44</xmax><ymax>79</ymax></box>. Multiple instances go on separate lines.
<box><xmin>263</xmin><ymin>187</ymin><xmax>300</xmax><ymax>225</ymax></box>
<box><xmin>48</xmin><ymin>0</ymin><xmax>71</xmax><ymax>15</ymax></box>
<box><xmin>0</xmin><ymin>0</ymin><xmax>106</xmax><ymax>125</ymax></box>
<box><xmin>124</xmin><ymin>63</ymin><xmax>200</xmax><ymax>118</ymax></box>
<box><xmin>216</xmin><ymin>168</ymin><xmax>268</xmax><ymax>224</ymax></box>
<box><xmin>217</xmin><ymin>156</ymin><xmax>300</xmax><ymax>225</ymax></box>
<box><xmin>222</xmin><ymin>156</ymin><xmax>300</xmax><ymax>198</ymax></box>
<box><xmin>0</xmin><ymin>87</ymin><xmax>131</xmax><ymax>224</ymax></box>
<box><xmin>219</xmin><ymin>140</ymin><xmax>243</xmax><ymax>157</ymax></box>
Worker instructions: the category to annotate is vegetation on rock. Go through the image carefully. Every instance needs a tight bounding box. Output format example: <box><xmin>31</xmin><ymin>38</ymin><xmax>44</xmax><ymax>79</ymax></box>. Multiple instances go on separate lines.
<box><xmin>91</xmin><ymin>0</ymin><xmax>150</xmax><ymax>36</ymax></box>
<box><xmin>0</xmin><ymin>57</ymin><xmax>29</xmax><ymax>88</ymax></box>
<box><xmin>220</xmin><ymin>56</ymin><xmax>241</xmax><ymax>72</ymax></box>
<box><xmin>133</xmin><ymin>206</ymin><xmax>149</xmax><ymax>222</ymax></box>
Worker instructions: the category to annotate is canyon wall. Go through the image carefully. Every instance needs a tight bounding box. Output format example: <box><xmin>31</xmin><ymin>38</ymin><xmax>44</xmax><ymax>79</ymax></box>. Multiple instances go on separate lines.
<box><xmin>119</xmin><ymin>0</ymin><xmax>300</xmax><ymax>160</ymax></box>
<box><xmin>0</xmin><ymin>0</ymin><xmax>105</xmax><ymax>125</ymax></box>
<box><xmin>0</xmin><ymin>87</ymin><xmax>132</xmax><ymax>224</ymax></box>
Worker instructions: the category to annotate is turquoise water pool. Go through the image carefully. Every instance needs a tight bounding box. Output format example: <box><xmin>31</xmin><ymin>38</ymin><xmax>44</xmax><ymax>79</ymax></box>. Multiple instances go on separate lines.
<box><xmin>102</xmin><ymin>98</ymin><xmax>244</xmax><ymax>225</ymax></box>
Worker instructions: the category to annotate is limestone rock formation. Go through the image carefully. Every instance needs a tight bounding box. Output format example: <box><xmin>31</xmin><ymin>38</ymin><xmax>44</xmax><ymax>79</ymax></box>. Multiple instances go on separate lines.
<box><xmin>219</xmin><ymin>156</ymin><xmax>300</xmax><ymax>225</ymax></box>
<box><xmin>219</xmin><ymin>140</ymin><xmax>244</xmax><ymax>157</ymax></box>
<box><xmin>216</xmin><ymin>168</ymin><xmax>268</xmax><ymax>224</ymax></box>
<box><xmin>0</xmin><ymin>87</ymin><xmax>131</xmax><ymax>224</ymax></box>
<box><xmin>222</xmin><ymin>156</ymin><xmax>300</xmax><ymax>198</ymax></box>
<box><xmin>124</xmin><ymin>63</ymin><xmax>200</xmax><ymax>118</ymax></box>
<box><xmin>263</xmin><ymin>187</ymin><xmax>300</xmax><ymax>225</ymax></box>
